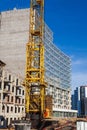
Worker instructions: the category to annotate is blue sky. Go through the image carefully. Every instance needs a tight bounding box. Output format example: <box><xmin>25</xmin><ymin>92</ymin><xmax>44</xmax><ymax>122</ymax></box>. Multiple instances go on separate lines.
<box><xmin>0</xmin><ymin>0</ymin><xmax>87</xmax><ymax>92</ymax></box>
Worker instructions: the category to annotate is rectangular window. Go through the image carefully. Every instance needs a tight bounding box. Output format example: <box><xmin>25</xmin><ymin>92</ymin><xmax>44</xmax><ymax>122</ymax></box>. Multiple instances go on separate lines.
<box><xmin>22</xmin><ymin>90</ymin><xmax>24</xmax><ymax>95</ymax></box>
<box><xmin>9</xmin><ymin>75</ymin><xmax>11</xmax><ymax>81</ymax></box>
<box><xmin>18</xmin><ymin>107</ymin><xmax>20</xmax><ymax>112</ymax></box>
<box><xmin>22</xmin><ymin>99</ymin><xmax>24</xmax><ymax>104</ymax></box>
<box><xmin>12</xmin><ymin>86</ymin><xmax>14</xmax><ymax>92</ymax></box>
<box><xmin>10</xmin><ymin>118</ymin><xmax>12</xmax><ymax>124</ymax></box>
<box><xmin>19</xmin><ymin>98</ymin><xmax>21</xmax><ymax>103</ymax></box>
<box><xmin>16</xmin><ymin>79</ymin><xmax>18</xmax><ymax>85</ymax></box>
<box><xmin>11</xmin><ymin>96</ymin><xmax>13</xmax><ymax>102</ymax></box>
<box><xmin>4</xmin><ymin>83</ymin><xmax>6</xmax><ymax>89</ymax></box>
<box><xmin>15</xmin><ymin>107</ymin><xmax>17</xmax><ymax>113</ymax></box>
<box><xmin>7</xmin><ymin>106</ymin><xmax>9</xmax><ymax>113</ymax></box>
<box><xmin>11</xmin><ymin>107</ymin><xmax>13</xmax><ymax>112</ymax></box>
<box><xmin>19</xmin><ymin>89</ymin><xmax>21</xmax><ymax>94</ymax></box>
<box><xmin>2</xmin><ymin>105</ymin><xmax>5</xmax><ymax>111</ymax></box>
<box><xmin>6</xmin><ymin>118</ymin><xmax>8</xmax><ymax>126</ymax></box>
<box><xmin>8</xmin><ymin>85</ymin><xmax>10</xmax><ymax>91</ymax></box>
<box><xmin>7</xmin><ymin>96</ymin><xmax>9</xmax><ymax>102</ymax></box>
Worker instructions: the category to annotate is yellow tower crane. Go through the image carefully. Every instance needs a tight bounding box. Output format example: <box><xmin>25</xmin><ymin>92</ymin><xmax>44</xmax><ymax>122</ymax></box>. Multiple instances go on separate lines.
<box><xmin>25</xmin><ymin>0</ymin><xmax>46</xmax><ymax>120</ymax></box>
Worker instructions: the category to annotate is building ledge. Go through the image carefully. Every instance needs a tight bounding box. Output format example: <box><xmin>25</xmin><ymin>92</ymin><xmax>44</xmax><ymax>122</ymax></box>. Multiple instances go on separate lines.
<box><xmin>53</xmin><ymin>108</ymin><xmax>78</xmax><ymax>113</ymax></box>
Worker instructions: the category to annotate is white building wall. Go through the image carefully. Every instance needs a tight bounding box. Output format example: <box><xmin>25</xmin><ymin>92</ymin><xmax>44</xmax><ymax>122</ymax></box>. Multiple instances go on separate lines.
<box><xmin>0</xmin><ymin>65</ymin><xmax>25</xmax><ymax>125</ymax></box>
<box><xmin>0</xmin><ymin>9</ymin><xmax>29</xmax><ymax>78</ymax></box>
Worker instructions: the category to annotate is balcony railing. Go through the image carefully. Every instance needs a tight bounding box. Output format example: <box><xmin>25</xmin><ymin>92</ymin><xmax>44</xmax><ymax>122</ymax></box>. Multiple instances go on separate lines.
<box><xmin>3</xmin><ymin>89</ymin><xmax>11</xmax><ymax>94</ymax></box>
<box><xmin>2</xmin><ymin>99</ymin><xmax>13</xmax><ymax>104</ymax></box>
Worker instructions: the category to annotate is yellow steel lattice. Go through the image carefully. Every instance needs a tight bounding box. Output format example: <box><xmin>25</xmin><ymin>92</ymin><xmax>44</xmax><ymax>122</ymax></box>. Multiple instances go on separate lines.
<box><xmin>25</xmin><ymin>0</ymin><xmax>46</xmax><ymax>117</ymax></box>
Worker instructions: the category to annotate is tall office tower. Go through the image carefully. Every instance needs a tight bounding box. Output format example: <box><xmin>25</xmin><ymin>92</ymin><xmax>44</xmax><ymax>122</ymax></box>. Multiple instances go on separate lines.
<box><xmin>80</xmin><ymin>86</ymin><xmax>87</xmax><ymax>116</ymax></box>
<box><xmin>71</xmin><ymin>87</ymin><xmax>79</xmax><ymax>110</ymax></box>
<box><xmin>71</xmin><ymin>87</ymin><xmax>81</xmax><ymax>116</ymax></box>
<box><xmin>72</xmin><ymin>86</ymin><xmax>87</xmax><ymax>116</ymax></box>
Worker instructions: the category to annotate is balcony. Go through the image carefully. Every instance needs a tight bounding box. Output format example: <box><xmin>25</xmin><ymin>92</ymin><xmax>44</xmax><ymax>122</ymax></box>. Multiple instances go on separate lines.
<box><xmin>15</xmin><ymin>89</ymin><xmax>22</xmax><ymax>97</ymax></box>
<box><xmin>15</xmin><ymin>102</ymin><xmax>20</xmax><ymax>106</ymax></box>
<box><xmin>15</xmin><ymin>103</ymin><xmax>25</xmax><ymax>106</ymax></box>
<box><xmin>15</xmin><ymin>97</ymin><xmax>21</xmax><ymax>105</ymax></box>
<box><xmin>2</xmin><ymin>94</ymin><xmax>14</xmax><ymax>104</ymax></box>
<box><xmin>15</xmin><ymin>93</ymin><xmax>22</xmax><ymax>97</ymax></box>
<box><xmin>3</xmin><ymin>84</ymin><xmax>11</xmax><ymax>94</ymax></box>
<box><xmin>16</xmin><ymin>85</ymin><xmax>22</xmax><ymax>88</ymax></box>
<box><xmin>4</xmin><ymin>78</ymin><xmax>11</xmax><ymax>83</ymax></box>
<box><xmin>3</xmin><ymin>88</ymin><xmax>11</xmax><ymax>94</ymax></box>
<box><xmin>2</xmin><ymin>99</ymin><xmax>13</xmax><ymax>104</ymax></box>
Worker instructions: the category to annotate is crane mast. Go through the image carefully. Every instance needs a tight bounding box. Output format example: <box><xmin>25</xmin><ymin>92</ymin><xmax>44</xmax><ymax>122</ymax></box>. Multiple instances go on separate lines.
<box><xmin>25</xmin><ymin>0</ymin><xmax>46</xmax><ymax>118</ymax></box>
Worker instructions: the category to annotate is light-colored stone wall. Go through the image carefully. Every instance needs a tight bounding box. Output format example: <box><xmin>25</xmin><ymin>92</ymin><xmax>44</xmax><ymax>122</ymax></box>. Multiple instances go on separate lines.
<box><xmin>0</xmin><ymin>9</ymin><xmax>29</xmax><ymax>78</ymax></box>
<box><xmin>0</xmin><ymin>65</ymin><xmax>25</xmax><ymax>125</ymax></box>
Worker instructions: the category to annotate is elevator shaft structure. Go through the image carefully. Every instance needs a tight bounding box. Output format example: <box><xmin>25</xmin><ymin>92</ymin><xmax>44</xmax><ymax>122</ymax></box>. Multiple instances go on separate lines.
<box><xmin>25</xmin><ymin>0</ymin><xmax>46</xmax><ymax>117</ymax></box>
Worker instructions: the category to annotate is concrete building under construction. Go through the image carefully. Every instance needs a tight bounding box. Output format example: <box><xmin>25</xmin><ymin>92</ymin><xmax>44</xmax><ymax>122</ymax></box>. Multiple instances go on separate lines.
<box><xmin>0</xmin><ymin>60</ymin><xmax>25</xmax><ymax>126</ymax></box>
<box><xmin>0</xmin><ymin>9</ymin><xmax>77</xmax><ymax>119</ymax></box>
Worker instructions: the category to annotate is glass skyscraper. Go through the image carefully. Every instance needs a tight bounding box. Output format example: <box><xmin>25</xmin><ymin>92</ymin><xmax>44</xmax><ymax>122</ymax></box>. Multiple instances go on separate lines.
<box><xmin>44</xmin><ymin>24</ymin><xmax>71</xmax><ymax>90</ymax></box>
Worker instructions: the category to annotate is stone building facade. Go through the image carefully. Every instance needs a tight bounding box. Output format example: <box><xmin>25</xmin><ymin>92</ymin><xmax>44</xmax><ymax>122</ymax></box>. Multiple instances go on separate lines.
<box><xmin>0</xmin><ymin>61</ymin><xmax>25</xmax><ymax>126</ymax></box>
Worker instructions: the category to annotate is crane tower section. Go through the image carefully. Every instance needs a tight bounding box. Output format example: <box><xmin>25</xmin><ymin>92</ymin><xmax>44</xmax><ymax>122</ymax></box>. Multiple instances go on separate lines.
<box><xmin>25</xmin><ymin>0</ymin><xmax>46</xmax><ymax>117</ymax></box>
